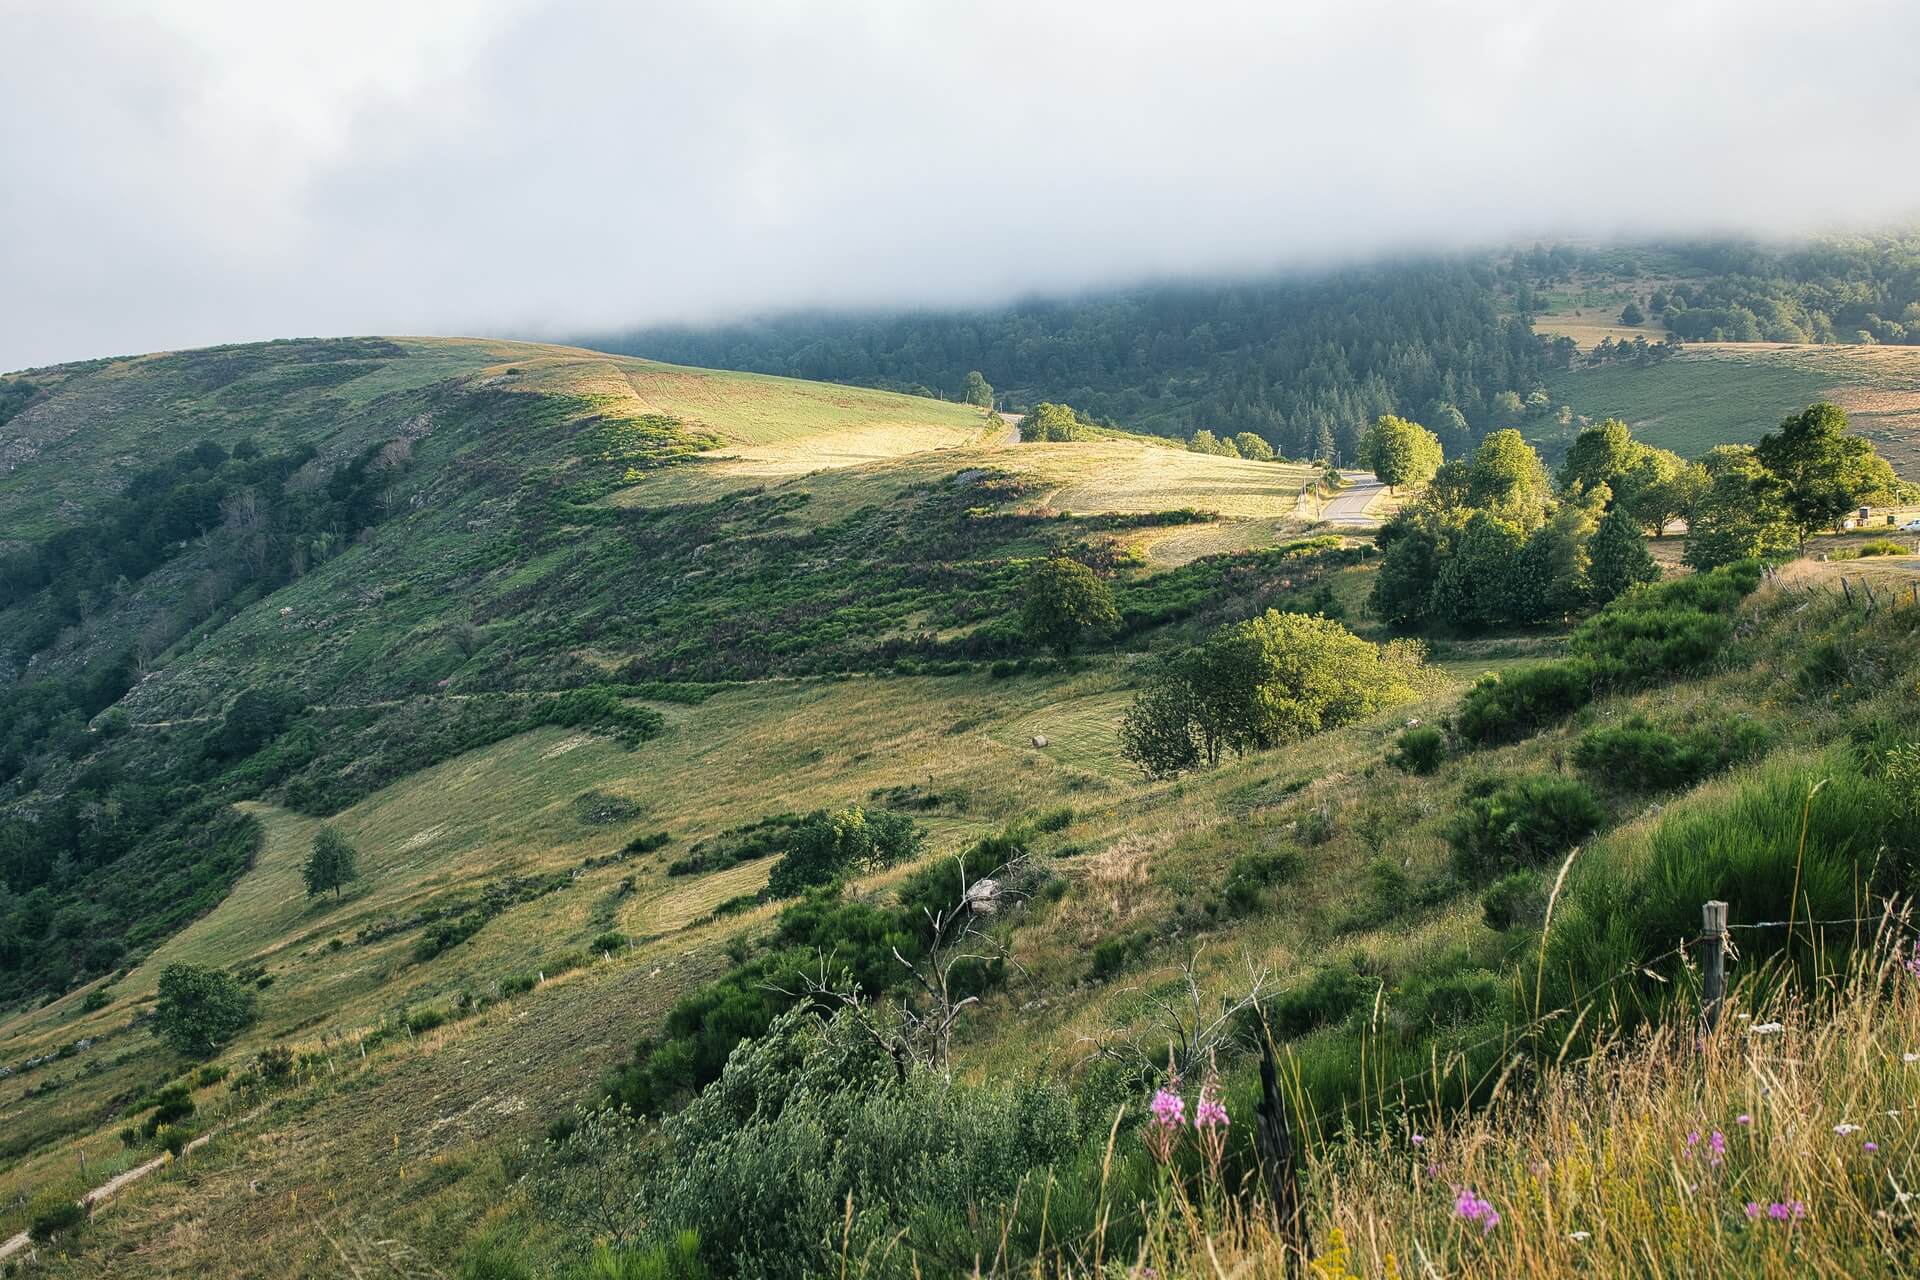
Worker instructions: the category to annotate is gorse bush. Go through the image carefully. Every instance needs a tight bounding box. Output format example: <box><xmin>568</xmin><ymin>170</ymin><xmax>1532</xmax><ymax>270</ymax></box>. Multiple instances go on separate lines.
<box><xmin>1456</xmin><ymin>664</ymin><xmax>1595</xmax><ymax>746</ymax></box>
<box><xmin>1387</xmin><ymin>724</ymin><xmax>1446</xmax><ymax>774</ymax></box>
<box><xmin>1572</xmin><ymin>714</ymin><xmax>1770</xmax><ymax>792</ymax></box>
<box><xmin>1445</xmin><ymin>776</ymin><xmax>1603</xmax><ymax>882</ymax></box>
<box><xmin>1455</xmin><ymin>561</ymin><xmax>1762</xmax><ymax>748</ymax></box>
<box><xmin>1219</xmin><ymin>847</ymin><xmax>1302</xmax><ymax>916</ymax></box>
<box><xmin>1480</xmin><ymin>870</ymin><xmax>1546</xmax><ymax>931</ymax></box>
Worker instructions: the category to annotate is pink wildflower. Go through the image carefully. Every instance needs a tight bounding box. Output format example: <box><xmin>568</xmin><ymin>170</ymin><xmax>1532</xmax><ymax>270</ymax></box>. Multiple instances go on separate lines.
<box><xmin>1454</xmin><ymin>1189</ymin><xmax>1500</xmax><ymax>1234</ymax></box>
<box><xmin>1194</xmin><ymin>1085</ymin><xmax>1229</xmax><ymax>1130</ymax></box>
<box><xmin>1145</xmin><ymin>1087</ymin><xmax>1185</xmax><ymax>1163</ymax></box>
<box><xmin>1736</xmin><ymin>1113</ymin><xmax>1752</xmax><ymax>1126</ymax></box>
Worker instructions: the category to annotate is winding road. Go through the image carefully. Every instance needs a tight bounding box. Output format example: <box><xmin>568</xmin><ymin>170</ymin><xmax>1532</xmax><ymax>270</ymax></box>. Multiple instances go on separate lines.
<box><xmin>1321</xmin><ymin>470</ymin><xmax>1386</xmax><ymax>526</ymax></box>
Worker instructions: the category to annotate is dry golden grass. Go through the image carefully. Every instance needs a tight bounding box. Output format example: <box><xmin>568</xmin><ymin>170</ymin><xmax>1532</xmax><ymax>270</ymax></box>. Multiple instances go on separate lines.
<box><xmin>1083</xmin><ymin>938</ymin><xmax>1920</xmax><ymax>1280</ymax></box>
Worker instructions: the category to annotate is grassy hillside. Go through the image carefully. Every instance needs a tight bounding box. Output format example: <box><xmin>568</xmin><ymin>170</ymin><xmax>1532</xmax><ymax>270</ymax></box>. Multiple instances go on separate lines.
<box><xmin>1544</xmin><ymin>343</ymin><xmax>1920</xmax><ymax>472</ymax></box>
<box><xmin>4</xmin><ymin>335</ymin><xmax>1916</xmax><ymax>1277</ymax></box>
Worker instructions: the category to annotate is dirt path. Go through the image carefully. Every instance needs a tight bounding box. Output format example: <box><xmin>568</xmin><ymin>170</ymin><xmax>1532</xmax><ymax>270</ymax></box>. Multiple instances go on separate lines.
<box><xmin>0</xmin><ymin>1133</ymin><xmax>210</xmax><ymax>1261</ymax></box>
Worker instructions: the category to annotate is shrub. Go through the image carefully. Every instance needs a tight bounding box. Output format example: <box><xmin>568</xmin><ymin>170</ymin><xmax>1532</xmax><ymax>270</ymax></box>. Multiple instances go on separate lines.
<box><xmin>27</xmin><ymin>1189</ymin><xmax>86</xmax><ymax>1241</ymax></box>
<box><xmin>1397</xmin><ymin>967</ymin><xmax>1505</xmax><ymax>1031</ymax></box>
<box><xmin>763</xmin><ymin>807</ymin><xmax>923</xmax><ymax>899</ymax></box>
<box><xmin>140</xmin><ymin>1083</ymin><xmax>195</xmax><ymax>1137</ymax></box>
<box><xmin>1089</xmin><ymin>930</ymin><xmax>1153</xmax><ymax>980</ymax></box>
<box><xmin>258</xmin><ymin>1045</ymin><xmax>296</xmax><ymax>1083</ymax></box>
<box><xmin>415</xmin><ymin>911</ymin><xmax>489</xmax><ymax>962</ymax></box>
<box><xmin>1572</xmin><ymin>715</ymin><xmax>1771</xmax><ymax>792</ymax></box>
<box><xmin>1031</xmin><ymin>805</ymin><xmax>1075</xmax><ymax>833</ymax></box>
<box><xmin>1455</xmin><ymin>663</ymin><xmax>1595</xmax><ymax>746</ymax></box>
<box><xmin>500</xmin><ymin>973</ymin><xmax>537</xmax><ymax>997</ymax></box>
<box><xmin>1388</xmin><ymin>725</ymin><xmax>1446</xmax><ymax>774</ymax></box>
<box><xmin>156</xmin><ymin>1124</ymin><xmax>193</xmax><ymax>1158</ymax></box>
<box><xmin>1480</xmin><ymin>870</ymin><xmax>1547</xmax><ymax>931</ymax></box>
<box><xmin>1445</xmin><ymin>776</ymin><xmax>1603</xmax><ymax>882</ymax></box>
<box><xmin>1220</xmin><ymin>847</ymin><xmax>1302</xmax><ymax>916</ymax></box>
<box><xmin>591</xmin><ymin>931</ymin><xmax>627</xmax><ymax>955</ymax></box>
<box><xmin>80</xmin><ymin>987</ymin><xmax>111</xmax><ymax>1012</ymax></box>
<box><xmin>193</xmin><ymin>1063</ymin><xmax>228</xmax><ymax>1088</ymax></box>
<box><xmin>406</xmin><ymin>1007</ymin><xmax>448</xmax><ymax>1035</ymax></box>
<box><xmin>1262</xmin><ymin>964</ymin><xmax>1375</xmax><ymax>1040</ymax></box>
<box><xmin>623</xmin><ymin>831</ymin><xmax>672</xmax><ymax>855</ymax></box>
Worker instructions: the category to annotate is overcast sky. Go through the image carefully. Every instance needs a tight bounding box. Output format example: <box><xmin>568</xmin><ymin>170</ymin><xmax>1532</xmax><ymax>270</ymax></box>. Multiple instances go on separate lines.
<box><xmin>4</xmin><ymin>0</ymin><xmax>1920</xmax><ymax>370</ymax></box>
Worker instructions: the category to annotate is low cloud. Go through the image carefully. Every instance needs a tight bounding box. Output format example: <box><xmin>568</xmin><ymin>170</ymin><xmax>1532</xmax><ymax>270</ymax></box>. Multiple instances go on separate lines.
<box><xmin>5</xmin><ymin>0</ymin><xmax>1919</xmax><ymax>368</ymax></box>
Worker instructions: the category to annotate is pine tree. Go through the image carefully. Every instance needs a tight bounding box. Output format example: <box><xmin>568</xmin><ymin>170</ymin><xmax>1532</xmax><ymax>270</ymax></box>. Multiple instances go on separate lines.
<box><xmin>1588</xmin><ymin>506</ymin><xmax>1659</xmax><ymax>604</ymax></box>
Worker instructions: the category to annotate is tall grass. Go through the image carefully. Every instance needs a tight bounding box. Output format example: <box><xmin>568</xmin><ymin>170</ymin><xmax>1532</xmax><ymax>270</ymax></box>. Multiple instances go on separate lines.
<box><xmin>1033</xmin><ymin>932</ymin><xmax>1920</xmax><ymax>1278</ymax></box>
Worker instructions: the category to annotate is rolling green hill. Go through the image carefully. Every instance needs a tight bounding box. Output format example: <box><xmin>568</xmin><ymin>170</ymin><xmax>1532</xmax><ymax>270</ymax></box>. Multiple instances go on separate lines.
<box><xmin>1544</xmin><ymin>343</ymin><xmax>1920</xmax><ymax>473</ymax></box>
<box><xmin>3</xmin><ymin>336</ymin><xmax>1916</xmax><ymax>1279</ymax></box>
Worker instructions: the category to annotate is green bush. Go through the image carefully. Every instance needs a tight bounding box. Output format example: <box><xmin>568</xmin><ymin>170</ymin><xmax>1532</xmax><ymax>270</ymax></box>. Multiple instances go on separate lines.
<box><xmin>407</xmin><ymin>1007</ymin><xmax>449</xmax><ymax>1035</ymax></box>
<box><xmin>623</xmin><ymin>831</ymin><xmax>672</xmax><ymax>855</ymax></box>
<box><xmin>1397</xmin><ymin>967</ymin><xmax>1505</xmax><ymax>1031</ymax></box>
<box><xmin>1388</xmin><ymin>724</ymin><xmax>1447</xmax><ymax>774</ymax></box>
<box><xmin>1456</xmin><ymin>663</ymin><xmax>1595</xmax><ymax>746</ymax></box>
<box><xmin>763</xmin><ymin>807</ymin><xmax>924</xmax><ymax>899</ymax></box>
<box><xmin>27</xmin><ymin>1189</ymin><xmax>86</xmax><ymax>1241</ymax></box>
<box><xmin>415</xmin><ymin>911</ymin><xmax>489</xmax><ymax>962</ymax></box>
<box><xmin>155</xmin><ymin>1123</ymin><xmax>193</xmax><ymax>1158</ymax></box>
<box><xmin>141</xmin><ymin>1083</ymin><xmax>195</xmax><ymax>1137</ymax></box>
<box><xmin>1030</xmin><ymin>805</ymin><xmax>1075</xmax><ymax>833</ymax></box>
<box><xmin>1261</xmin><ymin>963</ymin><xmax>1375</xmax><ymax>1040</ymax></box>
<box><xmin>1220</xmin><ymin>847</ymin><xmax>1302</xmax><ymax>915</ymax></box>
<box><xmin>1572</xmin><ymin>715</ymin><xmax>1771</xmax><ymax>792</ymax></box>
<box><xmin>1089</xmin><ymin>929</ymin><xmax>1153</xmax><ymax>980</ymax></box>
<box><xmin>591</xmin><ymin>931</ymin><xmax>627</xmax><ymax>956</ymax></box>
<box><xmin>1445</xmin><ymin>776</ymin><xmax>1603</xmax><ymax>882</ymax></box>
<box><xmin>1480</xmin><ymin>871</ymin><xmax>1547</xmax><ymax>931</ymax></box>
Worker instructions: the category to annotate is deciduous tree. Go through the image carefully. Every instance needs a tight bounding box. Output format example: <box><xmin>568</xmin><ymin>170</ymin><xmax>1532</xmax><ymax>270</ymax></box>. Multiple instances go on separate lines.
<box><xmin>1754</xmin><ymin>403</ymin><xmax>1898</xmax><ymax>550</ymax></box>
<box><xmin>303</xmin><ymin>826</ymin><xmax>360</xmax><ymax>900</ymax></box>
<box><xmin>1358</xmin><ymin>415</ymin><xmax>1444</xmax><ymax>494</ymax></box>
<box><xmin>1020</xmin><ymin>558</ymin><xmax>1118</xmax><ymax>656</ymax></box>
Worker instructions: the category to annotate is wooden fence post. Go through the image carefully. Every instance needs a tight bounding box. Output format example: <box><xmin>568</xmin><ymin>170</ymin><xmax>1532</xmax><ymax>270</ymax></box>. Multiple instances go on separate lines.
<box><xmin>1255</xmin><ymin>1030</ymin><xmax>1309</xmax><ymax>1268</ymax></box>
<box><xmin>1701</xmin><ymin>900</ymin><xmax>1728</xmax><ymax>1037</ymax></box>
<box><xmin>1840</xmin><ymin>577</ymin><xmax>1854</xmax><ymax>607</ymax></box>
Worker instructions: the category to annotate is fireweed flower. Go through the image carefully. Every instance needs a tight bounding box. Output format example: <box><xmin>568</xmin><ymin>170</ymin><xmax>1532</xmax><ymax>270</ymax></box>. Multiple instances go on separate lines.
<box><xmin>1145</xmin><ymin>1087</ymin><xmax>1185</xmax><ymax>1163</ymax></box>
<box><xmin>1454</xmin><ymin>1189</ymin><xmax>1500</xmax><ymax>1234</ymax></box>
<box><xmin>1194</xmin><ymin>1087</ymin><xmax>1229</xmax><ymax>1130</ymax></box>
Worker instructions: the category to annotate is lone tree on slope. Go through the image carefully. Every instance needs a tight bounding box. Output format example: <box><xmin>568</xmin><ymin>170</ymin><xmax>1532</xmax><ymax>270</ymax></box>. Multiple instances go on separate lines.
<box><xmin>304</xmin><ymin>826</ymin><xmax>361</xmax><ymax>900</ymax></box>
<box><xmin>1021</xmin><ymin>557</ymin><xmax>1119</xmax><ymax>657</ymax></box>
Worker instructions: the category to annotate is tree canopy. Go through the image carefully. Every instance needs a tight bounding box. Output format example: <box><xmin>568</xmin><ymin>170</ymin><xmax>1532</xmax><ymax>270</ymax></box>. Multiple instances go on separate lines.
<box><xmin>1753</xmin><ymin>403</ymin><xmax>1898</xmax><ymax>548</ymax></box>
<box><xmin>154</xmin><ymin>963</ymin><xmax>256</xmax><ymax>1057</ymax></box>
<box><xmin>1020</xmin><ymin>558</ymin><xmax>1118</xmax><ymax>656</ymax></box>
<box><xmin>304</xmin><ymin>826</ymin><xmax>360</xmax><ymax>899</ymax></box>
<box><xmin>1358</xmin><ymin>415</ymin><xmax>1444</xmax><ymax>493</ymax></box>
<box><xmin>1120</xmin><ymin>612</ymin><xmax>1423</xmax><ymax>778</ymax></box>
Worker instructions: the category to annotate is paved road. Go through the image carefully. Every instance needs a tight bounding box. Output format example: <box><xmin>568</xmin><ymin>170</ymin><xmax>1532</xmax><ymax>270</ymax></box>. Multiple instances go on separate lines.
<box><xmin>1321</xmin><ymin>470</ymin><xmax>1385</xmax><ymax>526</ymax></box>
